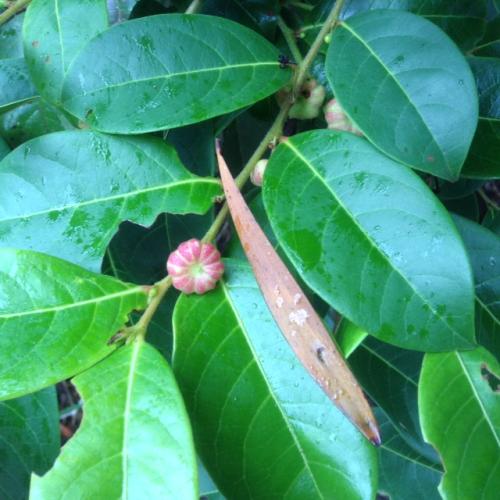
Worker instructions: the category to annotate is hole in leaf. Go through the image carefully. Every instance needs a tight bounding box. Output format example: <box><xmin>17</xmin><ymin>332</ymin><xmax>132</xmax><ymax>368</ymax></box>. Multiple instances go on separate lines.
<box><xmin>480</xmin><ymin>363</ymin><xmax>500</xmax><ymax>392</ymax></box>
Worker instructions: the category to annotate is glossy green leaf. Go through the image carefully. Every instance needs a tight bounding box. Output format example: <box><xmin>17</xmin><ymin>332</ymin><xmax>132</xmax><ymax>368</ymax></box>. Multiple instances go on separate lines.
<box><xmin>31</xmin><ymin>340</ymin><xmax>197</xmax><ymax>499</ymax></box>
<box><xmin>349</xmin><ymin>336</ymin><xmax>438</xmax><ymax>462</ymax></box>
<box><xmin>342</xmin><ymin>0</ymin><xmax>487</xmax><ymax>52</ymax></box>
<box><xmin>263</xmin><ymin>130</ymin><xmax>475</xmax><ymax>351</ymax></box>
<box><xmin>0</xmin><ymin>12</ymin><xmax>24</xmax><ymax>59</ymax></box>
<box><xmin>173</xmin><ymin>259</ymin><xmax>377</xmax><ymax>499</ymax></box>
<box><xmin>375</xmin><ymin>409</ymin><xmax>441</xmax><ymax>500</ymax></box>
<box><xmin>0</xmin><ymin>97</ymin><xmax>75</xmax><ymax>148</ymax></box>
<box><xmin>0</xmin><ymin>248</ymin><xmax>147</xmax><ymax>400</ymax></box>
<box><xmin>61</xmin><ymin>14</ymin><xmax>291</xmax><ymax>133</ymax></box>
<box><xmin>454</xmin><ymin>215</ymin><xmax>500</xmax><ymax>359</ymax></box>
<box><xmin>0</xmin><ymin>130</ymin><xmax>221</xmax><ymax>271</ymax></box>
<box><xmin>23</xmin><ymin>0</ymin><xmax>109</xmax><ymax>103</ymax></box>
<box><xmin>419</xmin><ymin>347</ymin><xmax>500</xmax><ymax>499</ymax></box>
<box><xmin>326</xmin><ymin>9</ymin><xmax>478</xmax><ymax>180</ymax></box>
<box><xmin>336</xmin><ymin>319</ymin><xmax>367</xmax><ymax>358</ymax></box>
<box><xmin>0</xmin><ymin>388</ymin><xmax>59</xmax><ymax>500</ymax></box>
<box><xmin>462</xmin><ymin>56</ymin><xmax>500</xmax><ymax>179</ymax></box>
<box><xmin>0</xmin><ymin>58</ymin><xmax>37</xmax><ymax>111</ymax></box>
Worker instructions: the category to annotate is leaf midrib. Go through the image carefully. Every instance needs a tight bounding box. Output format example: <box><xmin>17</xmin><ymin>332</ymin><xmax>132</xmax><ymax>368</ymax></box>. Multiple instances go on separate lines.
<box><xmin>283</xmin><ymin>140</ymin><xmax>466</xmax><ymax>343</ymax></box>
<box><xmin>0</xmin><ymin>178</ymin><xmax>218</xmax><ymax>224</ymax></box>
<box><xmin>65</xmin><ymin>62</ymin><xmax>279</xmax><ymax>99</ymax></box>
<box><xmin>0</xmin><ymin>286</ymin><xmax>143</xmax><ymax>319</ymax></box>
<box><xmin>339</xmin><ymin>22</ymin><xmax>450</xmax><ymax>176</ymax></box>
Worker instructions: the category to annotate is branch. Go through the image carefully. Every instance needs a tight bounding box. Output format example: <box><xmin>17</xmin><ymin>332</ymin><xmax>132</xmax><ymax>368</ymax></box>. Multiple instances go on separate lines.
<box><xmin>0</xmin><ymin>0</ymin><xmax>30</xmax><ymax>25</ymax></box>
<box><xmin>133</xmin><ymin>0</ymin><xmax>346</xmax><ymax>338</ymax></box>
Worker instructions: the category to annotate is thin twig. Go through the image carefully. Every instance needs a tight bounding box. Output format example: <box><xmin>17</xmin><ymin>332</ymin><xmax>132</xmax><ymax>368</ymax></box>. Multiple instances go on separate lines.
<box><xmin>277</xmin><ymin>16</ymin><xmax>303</xmax><ymax>64</ymax></box>
<box><xmin>134</xmin><ymin>0</ymin><xmax>346</xmax><ymax>338</ymax></box>
<box><xmin>185</xmin><ymin>0</ymin><xmax>202</xmax><ymax>14</ymax></box>
<box><xmin>0</xmin><ymin>0</ymin><xmax>30</xmax><ymax>25</ymax></box>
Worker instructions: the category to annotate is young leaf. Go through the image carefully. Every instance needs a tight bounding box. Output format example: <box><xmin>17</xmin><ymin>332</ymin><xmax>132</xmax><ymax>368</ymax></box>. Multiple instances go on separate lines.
<box><xmin>61</xmin><ymin>14</ymin><xmax>291</xmax><ymax>133</ymax></box>
<box><xmin>0</xmin><ymin>388</ymin><xmax>59</xmax><ymax>500</ymax></box>
<box><xmin>375</xmin><ymin>409</ymin><xmax>442</xmax><ymax>500</ymax></box>
<box><xmin>0</xmin><ymin>248</ymin><xmax>147</xmax><ymax>400</ymax></box>
<box><xmin>173</xmin><ymin>259</ymin><xmax>378</xmax><ymax>499</ymax></box>
<box><xmin>0</xmin><ymin>58</ymin><xmax>37</xmax><ymax>111</ymax></box>
<box><xmin>326</xmin><ymin>9</ymin><xmax>478</xmax><ymax>181</ymax></box>
<box><xmin>263</xmin><ymin>130</ymin><xmax>476</xmax><ymax>351</ymax></box>
<box><xmin>0</xmin><ymin>130</ymin><xmax>221</xmax><ymax>271</ymax></box>
<box><xmin>462</xmin><ymin>56</ymin><xmax>500</xmax><ymax>179</ymax></box>
<box><xmin>419</xmin><ymin>347</ymin><xmax>500</xmax><ymax>499</ymax></box>
<box><xmin>217</xmin><ymin>146</ymin><xmax>380</xmax><ymax>445</ymax></box>
<box><xmin>23</xmin><ymin>0</ymin><xmax>109</xmax><ymax>104</ymax></box>
<box><xmin>454</xmin><ymin>215</ymin><xmax>500</xmax><ymax>359</ymax></box>
<box><xmin>31</xmin><ymin>341</ymin><xmax>197</xmax><ymax>499</ymax></box>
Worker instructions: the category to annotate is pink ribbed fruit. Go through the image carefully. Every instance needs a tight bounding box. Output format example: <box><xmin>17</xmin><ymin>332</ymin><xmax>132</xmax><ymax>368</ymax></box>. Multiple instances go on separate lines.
<box><xmin>324</xmin><ymin>99</ymin><xmax>362</xmax><ymax>136</ymax></box>
<box><xmin>250</xmin><ymin>159</ymin><xmax>268</xmax><ymax>187</ymax></box>
<box><xmin>167</xmin><ymin>239</ymin><xmax>224</xmax><ymax>294</ymax></box>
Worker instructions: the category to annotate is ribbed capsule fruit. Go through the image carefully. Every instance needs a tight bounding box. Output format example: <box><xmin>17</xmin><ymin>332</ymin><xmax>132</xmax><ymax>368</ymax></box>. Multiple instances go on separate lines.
<box><xmin>167</xmin><ymin>239</ymin><xmax>224</xmax><ymax>294</ymax></box>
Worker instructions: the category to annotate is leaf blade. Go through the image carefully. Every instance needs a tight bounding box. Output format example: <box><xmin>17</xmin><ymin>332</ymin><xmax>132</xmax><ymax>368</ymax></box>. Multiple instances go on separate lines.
<box><xmin>263</xmin><ymin>130</ymin><xmax>475</xmax><ymax>351</ymax></box>
<box><xmin>61</xmin><ymin>14</ymin><xmax>291</xmax><ymax>133</ymax></box>
<box><xmin>327</xmin><ymin>9</ymin><xmax>478</xmax><ymax>180</ymax></box>
<box><xmin>31</xmin><ymin>341</ymin><xmax>197</xmax><ymax>499</ymax></box>
<box><xmin>0</xmin><ymin>130</ymin><xmax>220</xmax><ymax>271</ymax></box>
<box><xmin>0</xmin><ymin>249</ymin><xmax>147</xmax><ymax>400</ymax></box>
<box><xmin>173</xmin><ymin>259</ymin><xmax>378</xmax><ymax>499</ymax></box>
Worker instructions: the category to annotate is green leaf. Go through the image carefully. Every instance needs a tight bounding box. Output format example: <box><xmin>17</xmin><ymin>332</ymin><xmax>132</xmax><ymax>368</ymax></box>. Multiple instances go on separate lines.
<box><xmin>173</xmin><ymin>259</ymin><xmax>377</xmax><ymax>499</ymax></box>
<box><xmin>0</xmin><ymin>130</ymin><xmax>221</xmax><ymax>271</ymax></box>
<box><xmin>462</xmin><ymin>56</ymin><xmax>500</xmax><ymax>179</ymax></box>
<box><xmin>326</xmin><ymin>9</ymin><xmax>478</xmax><ymax>181</ymax></box>
<box><xmin>349</xmin><ymin>336</ymin><xmax>438</xmax><ymax>462</ymax></box>
<box><xmin>375</xmin><ymin>409</ymin><xmax>441</xmax><ymax>500</ymax></box>
<box><xmin>23</xmin><ymin>0</ymin><xmax>109</xmax><ymax>104</ymax></box>
<box><xmin>0</xmin><ymin>12</ymin><xmax>24</xmax><ymax>59</ymax></box>
<box><xmin>0</xmin><ymin>388</ymin><xmax>59</xmax><ymax>500</ymax></box>
<box><xmin>0</xmin><ymin>97</ymin><xmax>75</xmax><ymax>149</ymax></box>
<box><xmin>454</xmin><ymin>215</ymin><xmax>500</xmax><ymax>359</ymax></box>
<box><xmin>336</xmin><ymin>319</ymin><xmax>367</xmax><ymax>358</ymax></box>
<box><xmin>0</xmin><ymin>248</ymin><xmax>147</xmax><ymax>400</ymax></box>
<box><xmin>61</xmin><ymin>14</ymin><xmax>291</xmax><ymax>133</ymax></box>
<box><xmin>341</xmin><ymin>1</ymin><xmax>487</xmax><ymax>52</ymax></box>
<box><xmin>419</xmin><ymin>347</ymin><xmax>500</xmax><ymax>499</ymax></box>
<box><xmin>263</xmin><ymin>130</ymin><xmax>476</xmax><ymax>351</ymax></box>
<box><xmin>31</xmin><ymin>341</ymin><xmax>197</xmax><ymax>499</ymax></box>
<box><xmin>0</xmin><ymin>58</ymin><xmax>37</xmax><ymax>111</ymax></box>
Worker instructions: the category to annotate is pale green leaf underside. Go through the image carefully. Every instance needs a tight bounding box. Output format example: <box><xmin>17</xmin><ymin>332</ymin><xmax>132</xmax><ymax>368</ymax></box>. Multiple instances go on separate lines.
<box><xmin>263</xmin><ymin>130</ymin><xmax>475</xmax><ymax>352</ymax></box>
<box><xmin>0</xmin><ymin>249</ymin><xmax>147</xmax><ymax>400</ymax></box>
<box><xmin>419</xmin><ymin>347</ymin><xmax>500</xmax><ymax>499</ymax></box>
<box><xmin>31</xmin><ymin>341</ymin><xmax>197</xmax><ymax>499</ymax></box>
<box><xmin>23</xmin><ymin>0</ymin><xmax>109</xmax><ymax>103</ymax></box>
<box><xmin>0</xmin><ymin>130</ymin><xmax>221</xmax><ymax>271</ymax></box>
<box><xmin>61</xmin><ymin>14</ymin><xmax>291</xmax><ymax>133</ymax></box>
<box><xmin>173</xmin><ymin>259</ymin><xmax>376</xmax><ymax>499</ymax></box>
<box><xmin>327</xmin><ymin>9</ymin><xmax>478</xmax><ymax>181</ymax></box>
